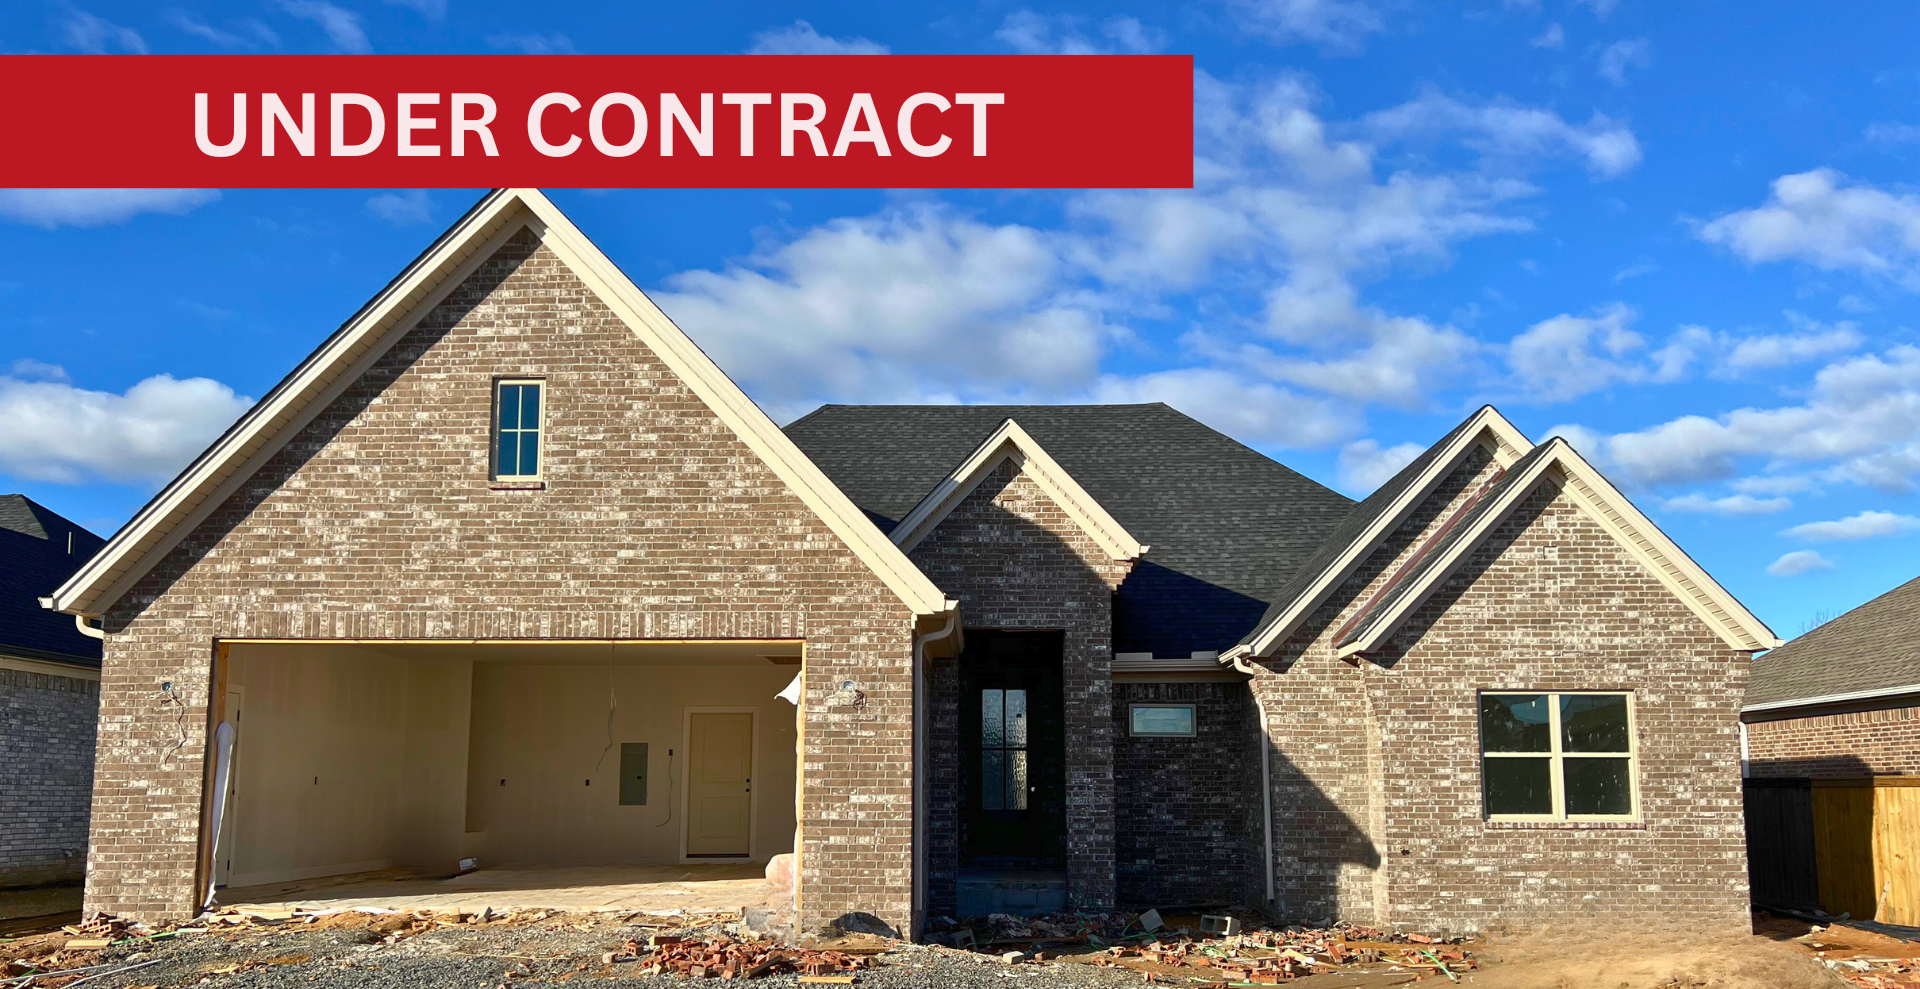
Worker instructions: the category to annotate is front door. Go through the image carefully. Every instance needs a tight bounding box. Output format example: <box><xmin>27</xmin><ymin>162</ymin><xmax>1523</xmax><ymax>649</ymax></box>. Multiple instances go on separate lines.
<box><xmin>686</xmin><ymin>712</ymin><xmax>753</xmax><ymax>857</ymax></box>
<box><xmin>959</xmin><ymin>631</ymin><xmax>1065</xmax><ymax>865</ymax></box>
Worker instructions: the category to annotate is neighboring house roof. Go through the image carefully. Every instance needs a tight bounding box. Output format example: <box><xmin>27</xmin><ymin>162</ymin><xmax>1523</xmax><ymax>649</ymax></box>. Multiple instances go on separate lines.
<box><xmin>43</xmin><ymin>189</ymin><xmax>955</xmax><ymax>623</ymax></box>
<box><xmin>888</xmin><ymin>418</ymin><xmax>1147</xmax><ymax>562</ymax></box>
<box><xmin>1</xmin><ymin>495</ymin><xmax>105</xmax><ymax>667</ymax></box>
<box><xmin>1232</xmin><ymin>406</ymin><xmax>1533</xmax><ymax>658</ymax></box>
<box><xmin>783</xmin><ymin>403</ymin><xmax>1357</xmax><ymax>656</ymax></box>
<box><xmin>1746</xmin><ymin>574</ymin><xmax>1920</xmax><ymax>712</ymax></box>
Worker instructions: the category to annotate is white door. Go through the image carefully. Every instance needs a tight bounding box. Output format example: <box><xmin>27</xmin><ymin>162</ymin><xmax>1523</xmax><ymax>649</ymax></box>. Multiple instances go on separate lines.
<box><xmin>686</xmin><ymin>712</ymin><xmax>753</xmax><ymax>857</ymax></box>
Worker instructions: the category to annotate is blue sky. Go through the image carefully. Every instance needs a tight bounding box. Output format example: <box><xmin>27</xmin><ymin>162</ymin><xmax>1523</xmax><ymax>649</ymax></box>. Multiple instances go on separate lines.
<box><xmin>3</xmin><ymin>0</ymin><xmax>1919</xmax><ymax>639</ymax></box>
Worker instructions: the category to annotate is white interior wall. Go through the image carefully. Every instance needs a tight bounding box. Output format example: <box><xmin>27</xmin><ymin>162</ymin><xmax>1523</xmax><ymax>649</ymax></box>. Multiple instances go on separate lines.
<box><xmin>222</xmin><ymin>645</ymin><xmax>472</xmax><ymax>887</ymax></box>
<box><xmin>463</xmin><ymin>661</ymin><xmax>797</xmax><ymax>866</ymax></box>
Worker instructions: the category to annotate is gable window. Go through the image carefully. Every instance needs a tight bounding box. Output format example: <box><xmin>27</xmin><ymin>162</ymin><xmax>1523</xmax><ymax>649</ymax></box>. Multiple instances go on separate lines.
<box><xmin>1480</xmin><ymin>692</ymin><xmax>1636</xmax><ymax>821</ymax></box>
<box><xmin>493</xmin><ymin>379</ymin><xmax>544</xmax><ymax>480</ymax></box>
<box><xmin>1130</xmin><ymin>704</ymin><xmax>1196</xmax><ymax>737</ymax></box>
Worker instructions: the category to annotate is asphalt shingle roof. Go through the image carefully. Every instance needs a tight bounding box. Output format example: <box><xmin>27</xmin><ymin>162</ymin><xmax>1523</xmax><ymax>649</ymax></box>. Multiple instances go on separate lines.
<box><xmin>782</xmin><ymin>403</ymin><xmax>1356</xmax><ymax>656</ymax></box>
<box><xmin>0</xmin><ymin>495</ymin><xmax>106</xmax><ymax>667</ymax></box>
<box><xmin>1747</xmin><ymin>573</ymin><xmax>1920</xmax><ymax>708</ymax></box>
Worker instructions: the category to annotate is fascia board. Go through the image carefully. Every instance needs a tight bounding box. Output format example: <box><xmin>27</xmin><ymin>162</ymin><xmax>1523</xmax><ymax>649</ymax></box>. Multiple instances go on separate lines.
<box><xmin>1342</xmin><ymin>446</ymin><xmax>1565</xmax><ymax>656</ymax></box>
<box><xmin>889</xmin><ymin>419</ymin><xmax>1145</xmax><ymax>561</ymax></box>
<box><xmin>1249</xmin><ymin>406</ymin><xmax>1534</xmax><ymax>658</ymax></box>
<box><xmin>1551</xmin><ymin>443</ymin><xmax>1782</xmax><ymax>651</ymax></box>
<box><xmin>1743</xmin><ymin>683</ymin><xmax>1920</xmax><ymax>714</ymax></box>
<box><xmin>48</xmin><ymin>190</ymin><xmax>527</xmax><ymax>617</ymax></box>
<box><xmin>510</xmin><ymin>190</ymin><xmax>953</xmax><ymax>616</ymax></box>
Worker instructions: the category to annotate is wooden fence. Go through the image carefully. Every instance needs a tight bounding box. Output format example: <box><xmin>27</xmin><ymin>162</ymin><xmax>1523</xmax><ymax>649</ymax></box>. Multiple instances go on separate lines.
<box><xmin>1745</xmin><ymin>776</ymin><xmax>1920</xmax><ymax>925</ymax></box>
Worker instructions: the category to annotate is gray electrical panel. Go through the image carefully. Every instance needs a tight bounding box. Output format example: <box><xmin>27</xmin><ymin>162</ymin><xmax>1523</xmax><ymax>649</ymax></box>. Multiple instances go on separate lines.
<box><xmin>619</xmin><ymin>743</ymin><xmax>648</xmax><ymax>805</ymax></box>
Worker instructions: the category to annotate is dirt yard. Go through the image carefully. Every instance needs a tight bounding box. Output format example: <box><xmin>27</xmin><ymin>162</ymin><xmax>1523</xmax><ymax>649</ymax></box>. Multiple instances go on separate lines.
<box><xmin>0</xmin><ymin>906</ymin><xmax>1888</xmax><ymax>989</ymax></box>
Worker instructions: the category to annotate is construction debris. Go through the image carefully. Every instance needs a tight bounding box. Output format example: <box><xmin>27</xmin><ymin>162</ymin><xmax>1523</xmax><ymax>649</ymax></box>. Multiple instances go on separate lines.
<box><xmin>637</xmin><ymin>935</ymin><xmax>873</xmax><ymax>979</ymax></box>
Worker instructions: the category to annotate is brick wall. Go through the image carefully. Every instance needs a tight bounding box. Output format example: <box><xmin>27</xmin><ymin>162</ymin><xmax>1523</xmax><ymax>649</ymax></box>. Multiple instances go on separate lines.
<box><xmin>1112</xmin><ymin>680</ymin><xmax>1258</xmax><ymax>909</ymax></box>
<box><xmin>87</xmin><ymin>226</ymin><xmax>920</xmax><ymax>930</ymax></box>
<box><xmin>1253</xmin><ymin>447</ymin><xmax>1751</xmax><ymax>934</ymax></box>
<box><xmin>909</xmin><ymin>459</ymin><xmax>1132</xmax><ymax>911</ymax></box>
<box><xmin>1747</xmin><ymin>705</ymin><xmax>1920</xmax><ymax>777</ymax></box>
<box><xmin>1</xmin><ymin>667</ymin><xmax>98</xmax><ymax>887</ymax></box>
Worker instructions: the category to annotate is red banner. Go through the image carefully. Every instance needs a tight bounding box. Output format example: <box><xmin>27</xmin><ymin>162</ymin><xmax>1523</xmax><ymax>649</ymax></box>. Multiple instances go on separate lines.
<box><xmin>0</xmin><ymin>55</ymin><xmax>1192</xmax><ymax>189</ymax></box>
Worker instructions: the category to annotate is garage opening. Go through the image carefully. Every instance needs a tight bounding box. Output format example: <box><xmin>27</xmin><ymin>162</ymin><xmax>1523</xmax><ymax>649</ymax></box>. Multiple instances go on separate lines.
<box><xmin>208</xmin><ymin>639</ymin><xmax>801</xmax><ymax>914</ymax></box>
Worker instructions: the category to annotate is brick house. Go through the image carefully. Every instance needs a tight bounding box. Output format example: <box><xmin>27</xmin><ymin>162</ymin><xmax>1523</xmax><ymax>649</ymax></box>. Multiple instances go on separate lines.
<box><xmin>45</xmin><ymin>189</ymin><xmax>1779</xmax><ymax>936</ymax></box>
<box><xmin>2</xmin><ymin>495</ymin><xmax>107</xmax><ymax>887</ymax></box>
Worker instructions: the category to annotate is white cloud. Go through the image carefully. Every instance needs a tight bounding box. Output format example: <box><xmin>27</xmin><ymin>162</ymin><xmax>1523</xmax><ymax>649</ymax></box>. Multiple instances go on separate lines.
<box><xmin>1089</xmin><ymin>368</ymin><xmax>1351</xmax><ymax>449</ymax></box>
<box><xmin>994</xmin><ymin>11</ymin><xmax>1164</xmax><ymax>55</ymax></box>
<box><xmin>168</xmin><ymin>10</ymin><xmax>278</xmax><ymax>48</ymax></box>
<box><xmin>1597</xmin><ymin>38</ymin><xmax>1650</xmax><ymax>85</ymax></box>
<box><xmin>1337</xmin><ymin>438</ymin><xmax>1424</xmax><ymax>493</ymax></box>
<box><xmin>1662</xmin><ymin>492</ymin><xmax>1791</xmax><ymax>515</ymax></box>
<box><xmin>1530</xmin><ymin>22</ymin><xmax>1564</xmax><ymax>49</ymax></box>
<box><xmin>381</xmin><ymin>0</ymin><xmax>445</xmax><ymax>17</ymax></box>
<box><xmin>1577</xmin><ymin>0</ymin><xmax>1623</xmax><ymax>18</ymax></box>
<box><xmin>1612</xmin><ymin>259</ymin><xmax>1655</xmax><ymax>282</ymax></box>
<box><xmin>1865</xmin><ymin>122</ymin><xmax>1920</xmax><ymax>145</ymax></box>
<box><xmin>1552</xmin><ymin>344</ymin><xmax>1920</xmax><ymax>490</ymax></box>
<box><xmin>1360</xmin><ymin>89</ymin><xmax>1642</xmax><ymax>179</ymax></box>
<box><xmin>276</xmin><ymin>0</ymin><xmax>369</xmax><ymax>53</ymax></box>
<box><xmin>1506</xmin><ymin>303</ymin><xmax>1646</xmax><ymax>400</ymax></box>
<box><xmin>0</xmin><ymin>189</ymin><xmax>219</xmax><ymax>229</ymax></box>
<box><xmin>746</xmin><ymin>20</ymin><xmax>887</xmax><ymax>55</ymax></box>
<box><xmin>8</xmin><ymin>360</ymin><xmax>70</xmax><ymax>383</ymax></box>
<box><xmin>60</xmin><ymin>7</ymin><xmax>147</xmax><ymax>54</ymax></box>
<box><xmin>1699</xmin><ymin>169</ymin><xmax>1920</xmax><ymax>286</ymax></box>
<box><xmin>0</xmin><ymin>371</ymin><xmax>253</xmax><ymax>484</ymax></box>
<box><xmin>1732</xmin><ymin>474</ymin><xmax>1812</xmax><ymax>496</ymax></box>
<box><xmin>366</xmin><ymin>189</ymin><xmax>434</xmax><ymax>225</ymax></box>
<box><xmin>1784</xmin><ymin>510</ymin><xmax>1920</xmax><ymax>541</ymax></box>
<box><xmin>486</xmin><ymin>32</ymin><xmax>574</xmax><ymax>54</ymax></box>
<box><xmin>1226</xmin><ymin>0</ymin><xmax>1382</xmax><ymax>50</ymax></box>
<box><xmin>1767</xmin><ymin>550</ymin><xmax>1833</xmax><ymax>577</ymax></box>
<box><xmin>1651</xmin><ymin>316</ymin><xmax>1864</xmax><ymax>379</ymax></box>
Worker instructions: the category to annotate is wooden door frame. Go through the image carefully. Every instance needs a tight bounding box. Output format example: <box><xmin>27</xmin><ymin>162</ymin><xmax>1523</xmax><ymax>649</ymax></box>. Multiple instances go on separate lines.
<box><xmin>679</xmin><ymin>706</ymin><xmax>760</xmax><ymax>863</ymax></box>
<box><xmin>212</xmin><ymin>684</ymin><xmax>246</xmax><ymax>888</ymax></box>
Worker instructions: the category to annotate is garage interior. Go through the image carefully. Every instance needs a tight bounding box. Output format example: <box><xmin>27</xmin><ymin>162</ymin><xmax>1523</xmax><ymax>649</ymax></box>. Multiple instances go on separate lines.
<box><xmin>208</xmin><ymin>640</ymin><xmax>801</xmax><ymax>912</ymax></box>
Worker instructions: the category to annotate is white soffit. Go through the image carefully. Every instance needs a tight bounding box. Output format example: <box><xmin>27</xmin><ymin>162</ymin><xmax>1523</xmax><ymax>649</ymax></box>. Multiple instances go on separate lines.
<box><xmin>49</xmin><ymin>189</ymin><xmax>955</xmax><ymax>621</ymax></box>
<box><xmin>889</xmin><ymin>419</ymin><xmax>1147</xmax><ymax>562</ymax></box>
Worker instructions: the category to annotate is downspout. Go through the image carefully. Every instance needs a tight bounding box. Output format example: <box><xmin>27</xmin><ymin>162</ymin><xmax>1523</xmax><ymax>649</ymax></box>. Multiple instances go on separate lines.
<box><xmin>74</xmin><ymin>614</ymin><xmax>106</xmax><ymax>640</ymax></box>
<box><xmin>912</xmin><ymin>606</ymin><xmax>959</xmax><ymax>940</ymax></box>
<box><xmin>1739</xmin><ymin>722</ymin><xmax>1750</xmax><ymax>779</ymax></box>
<box><xmin>1227</xmin><ymin>652</ymin><xmax>1275</xmax><ymax>906</ymax></box>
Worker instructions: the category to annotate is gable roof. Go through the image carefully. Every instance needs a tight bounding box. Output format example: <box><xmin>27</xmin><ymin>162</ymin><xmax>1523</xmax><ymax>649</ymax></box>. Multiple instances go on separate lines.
<box><xmin>1325</xmin><ymin>437</ymin><xmax>1780</xmax><ymax>657</ymax></box>
<box><xmin>44</xmin><ymin>189</ymin><xmax>954</xmax><ymax>622</ymax></box>
<box><xmin>2</xmin><ymin>496</ymin><xmax>105</xmax><ymax>665</ymax></box>
<box><xmin>1230</xmin><ymin>406</ymin><xmax>1532</xmax><ymax>658</ymax></box>
<box><xmin>889</xmin><ymin>418</ymin><xmax>1146</xmax><ymax>561</ymax></box>
<box><xmin>784</xmin><ymin>403</ymin><xmax>1357</xmax><ymax>656</ymax></box>
<box><xmin>1747</xmin><ymin>574</ymin><xmax>1920</xmax><ymax>711</ymax></box>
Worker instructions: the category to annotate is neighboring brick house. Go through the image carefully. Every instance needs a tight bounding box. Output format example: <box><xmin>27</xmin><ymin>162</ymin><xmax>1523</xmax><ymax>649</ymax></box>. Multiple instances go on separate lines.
<box><xmin>2</xmin><ymin>495</ymin><xmax>106</xmax><ymax>888</ymax></box>
<box><xmin>1745</xmin><ymin>575</ymin><xmax>1920</xmax><ymax>778</ymax></box>
<box><xmin>45</xmin><ymin>189</ymin><xmax>1779</xmax><ymax>936</ymax></box>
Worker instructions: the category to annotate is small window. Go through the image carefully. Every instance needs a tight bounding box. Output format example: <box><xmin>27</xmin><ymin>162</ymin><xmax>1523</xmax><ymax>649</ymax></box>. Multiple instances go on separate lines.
<box><xmin>493</xmin><ymin>379</ymin><xmax>544</xmax><ymax>479</ymax></box>
<box><xmin>981</xmin><ymin>689</ymin><xmax>1028</xmax><ymax>811</ymax></box>
<box><xmin>1480</xmin><ymin>692</ymin><xmax>1636</xmax><ymax>821</ymax></box>
<box><xmin>1130</xmin><ymin>703</ymin><xmax>1196</xmax><ymax>737</ymax></box>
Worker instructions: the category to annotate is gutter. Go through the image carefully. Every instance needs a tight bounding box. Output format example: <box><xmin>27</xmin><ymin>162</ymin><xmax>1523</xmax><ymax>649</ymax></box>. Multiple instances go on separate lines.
<box><xmin>1742</xmin><ymin>682</ymin><xmax>1920</xmax><ymax>715</ymax></box>
<box><xmin>44</xmin><ymin>598</ymin><xmax>108</xmax><ymax>641</ymax></box>
<box><xmin>910</xmin><ymin>604</ymin><xmax>960</xmax><ymax>940</ymax></box>
<box><xmin>1224</xmin><ymin>652</ymin><xmax>1275</xmax><ymax>905</ymax></box>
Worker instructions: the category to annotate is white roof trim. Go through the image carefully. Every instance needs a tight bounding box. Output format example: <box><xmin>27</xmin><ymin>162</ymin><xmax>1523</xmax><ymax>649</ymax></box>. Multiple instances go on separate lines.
<box><xmin>1339</xmin><ymin>438</ymin><xmax>1781</xmax><ymax>657</ymax></box>
<box><xmin>1245</xmin><ymin>406</ymin><xmax>1533</xmax><ymax>658</ymax></box>
<box><xmin>889</xmin><ymin>418</ymin><xmax>1147</xmax><ymax>562</ymax></box>
<box><xmin>48</xmin><ymin>189</ymin><xmax>954</xmax><ymax>620</ymax></box>
<box><xmin>1744</xmin><ymin>683</ymin><xmax>1920</xmax><ymax>715</ymax></box>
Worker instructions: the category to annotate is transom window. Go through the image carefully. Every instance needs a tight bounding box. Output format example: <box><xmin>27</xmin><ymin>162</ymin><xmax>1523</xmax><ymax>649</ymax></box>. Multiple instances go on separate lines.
<box><xmin>1129</xmin><ymin>704</ymin><xmax>1196</xmax><ymax>737</ymax></box>
<box><xmin>493</xmin><ymin>379</ymin><xmax>544</xmax><ymax>479</ymax></box>
<box><xmin>980</xmin><ymin>688</ymin><xmax>1028</xmax><ymax>811</ymax></box>
<box><xmin>1479</xmin><ymin>692</ymin><xmax>1637</xmax><ymax>821</ymax></box>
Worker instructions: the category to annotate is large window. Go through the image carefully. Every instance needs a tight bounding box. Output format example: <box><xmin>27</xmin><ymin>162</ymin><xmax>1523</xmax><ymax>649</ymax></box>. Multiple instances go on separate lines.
<box><xmin>1479</xmin><ymin>692</ymin><xmax>1636</xmax><ymax>821</ymax></box>
<box><xmin>980</xmin><ymin>688</ymin><xmax>1028</xmax><ymax>811</ymax></box>
<box><xmin>493</xmin><ymin>379</ymin><xmax>544</xmax><ymax>479</ymax></box>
